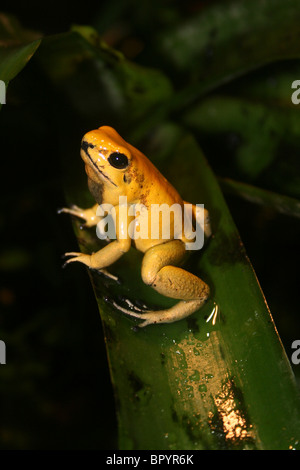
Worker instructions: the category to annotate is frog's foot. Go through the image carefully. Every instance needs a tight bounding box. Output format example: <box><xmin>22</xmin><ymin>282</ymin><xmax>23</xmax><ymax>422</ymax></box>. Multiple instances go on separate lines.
<box><xmin>58</xmin><ymin>205</ymin><xmax>84</xmax><ymax>218</ymax></box>
<box><xmin>58</xmin><ymin>206</ymin><xmax>87</xmax><ymax>227</ymax></box>
<box><xmin>62</xmin><ymin>252</ymin><xmax>119</xmax><ymax>282</ymax></box>
<box><xmin>129</xmin><ymin>239</ymin><xmax>210</xmax><ymax>327</ymax></box>
<box><xmin>58</xmin><ymin>204</ymin><xmax>99</xmax><ymax>228</ymax></box>
<box><xmin>109</xmin><ymin>299</ymin><xmax>207</xmax><ymax>327</ymax></box>
<box><xmin>62</xmin><ymin>251</ymin><xmax>91</xmax><ymax>267</ymax></box>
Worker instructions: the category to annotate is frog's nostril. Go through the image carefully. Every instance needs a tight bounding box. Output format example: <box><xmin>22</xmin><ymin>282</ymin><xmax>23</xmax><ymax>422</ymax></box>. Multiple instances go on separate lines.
<box><xmin>81</xmin><ymin>141</ymin><xmax>94</xmax><ymax>153</ymax></box>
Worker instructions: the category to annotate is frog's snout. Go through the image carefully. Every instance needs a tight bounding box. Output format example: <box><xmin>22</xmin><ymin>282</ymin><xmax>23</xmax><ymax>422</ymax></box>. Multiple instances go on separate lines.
<box><xmin>81</xmin><ymin>140</ymin><xmax>94</xmax><ymax>154</ymax></box>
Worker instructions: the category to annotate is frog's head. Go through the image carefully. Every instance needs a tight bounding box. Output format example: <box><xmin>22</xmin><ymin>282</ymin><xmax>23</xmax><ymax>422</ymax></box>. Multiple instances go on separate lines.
<box><xmin>80</xmin><ymin>126</ymin><xmax>154</xmax><ymax>205</ymax></box>
<box><xmin>81</xmin><ymin>125</ymin><xmax>131</xmax><ymax>187</ymax></box>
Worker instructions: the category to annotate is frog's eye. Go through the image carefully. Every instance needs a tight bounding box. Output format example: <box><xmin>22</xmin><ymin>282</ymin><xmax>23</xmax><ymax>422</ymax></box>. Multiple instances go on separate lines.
<box><xmin>108</xmin><ymin>152</ymin><xmax>129</xmax><ymax>169</ymax></box>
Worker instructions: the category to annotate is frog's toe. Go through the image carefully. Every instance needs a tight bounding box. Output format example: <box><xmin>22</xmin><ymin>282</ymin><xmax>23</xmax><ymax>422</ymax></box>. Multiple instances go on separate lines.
<box><xmin>62</xmin><ymin>252</ymin><xmax>89</xmax><ymax>268</ymax></box>
<box><xmin>97</xmin><ymin>269</ymin><xmax>120</xmax><ymax>283</ymax></box>
<box><xmin>57</xmin><ymin>207</ymin><xmax>74</xmax><ymax>215</ymax></box>
<box><xmin>57</xmin><ymin>206</ymin><xmax>86</xmax><ymax>221</ymax></box>
<box><xmin>62</xmin><ymin>251</ymin><xmax>81</xmax><ymax>258</ymax></box>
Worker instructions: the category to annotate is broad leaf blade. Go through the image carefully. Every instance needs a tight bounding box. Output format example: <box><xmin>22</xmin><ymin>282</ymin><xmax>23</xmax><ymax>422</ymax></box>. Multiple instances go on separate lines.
<box><xmin>0</xmin><ymin>13</ymin><xmax>41</xmax><ymax>84</ymax></box>
<box><xmin>149</xmin><ymin>0</ymin><xmax>300</xmax><ymax>120</ymax></box>
<box><xmin>219</xmin><ymin>178</ymin><xmax>300</xmax><ymax>219</ymax></box>
<box><xmin>69</xmin><ymin>127</ymin><xmax>300</xmax><ymax>450</ymax></box>
<box><xmin>37</xmin><ymin>26</ymin><xmax>172</xmax><ymax>131</ymax></box>
<box><xmin>158</xmin><ymin>0</ymin><xmax>300</xmax><ymax>88</ymax></box>
<box><xmin>182</xmin><ymin>95</ymin><xmax>300</xmax><ymax>180</ymax></box>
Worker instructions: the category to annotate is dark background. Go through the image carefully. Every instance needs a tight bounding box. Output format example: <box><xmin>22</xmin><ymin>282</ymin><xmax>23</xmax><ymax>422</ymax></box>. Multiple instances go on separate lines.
<box><xmin>1</xmin><ymin>0</ymin><xmax>300</xmax><ymax>449</ymax></box>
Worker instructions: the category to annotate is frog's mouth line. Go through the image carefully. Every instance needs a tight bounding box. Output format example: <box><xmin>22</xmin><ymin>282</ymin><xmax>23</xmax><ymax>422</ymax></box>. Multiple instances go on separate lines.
<box><xmin>81</xmin><ymin>141</ymin><xmax>117</xmax><ymax>187</ymax></box>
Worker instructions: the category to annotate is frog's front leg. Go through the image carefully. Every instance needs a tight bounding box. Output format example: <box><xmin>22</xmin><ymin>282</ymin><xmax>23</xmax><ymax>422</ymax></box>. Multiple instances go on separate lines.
<box><xmin>63</xmin><ymin>237</ymin><xmax>131</xmax><ymax>270</ymax></box>
<box><xmin>58</xmin><ymin>203</ymin><xmax>100</xmax><ymax>228</ymax></box>
<box><xmin>114</xmin><ymin>239</ymin><xmax>209</xmax><ymax>327</ymax></box>
<box><xmin>63</xmin><ymin>204</ymin><xmax>132</xmax><ymax>281</ymax></box>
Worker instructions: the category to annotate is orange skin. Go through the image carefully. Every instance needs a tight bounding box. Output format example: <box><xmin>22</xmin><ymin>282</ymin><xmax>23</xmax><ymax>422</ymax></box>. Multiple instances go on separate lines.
<box><xmin>61</xmin><ymin>126</ymin><xmax>211</xmax><ymax>327</ymax></box>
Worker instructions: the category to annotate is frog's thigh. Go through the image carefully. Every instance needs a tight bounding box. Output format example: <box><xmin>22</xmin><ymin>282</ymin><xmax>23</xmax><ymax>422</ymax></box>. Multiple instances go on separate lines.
<box><xmin>141</xmin><ymin>240</ymin><xmax>209</xmax><ymax>301</ymax></box>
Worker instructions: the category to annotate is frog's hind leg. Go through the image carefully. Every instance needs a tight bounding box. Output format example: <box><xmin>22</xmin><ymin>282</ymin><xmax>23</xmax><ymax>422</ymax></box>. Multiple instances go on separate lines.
<box><xmin>114</xmin><ymin>240</ymin><xmax>209</xmax><ymax>327</ymax></box>
<box><xmin>114</xmin><ymin>298</ymin><xmax>208</xmax><ymax>328</ymax></box>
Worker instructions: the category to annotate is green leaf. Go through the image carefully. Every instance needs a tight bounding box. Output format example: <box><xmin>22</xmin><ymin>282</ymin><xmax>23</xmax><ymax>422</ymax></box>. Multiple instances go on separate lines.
<box><xmin>233</xmin><ymin>61</ymin><xmax>300</xmax><ymax>107</ymax></box>
<box><xmin>182</xmin><ymin>95</ymin><xmax>300</xmax><ymax>179</ymax></box>
<box><xmin>2</xmin><ymin>3</ymin><xmax>300</xmax><ymax>452</ymax></box>
<box><xmin>157</xmin><ymin>0</ymin><xmax>300</xmax><ymax>107</ymax></box>
<box><xmin>36</xmin><ymin>26</ymin><xmax>172</xmax><ymax>130</ymax></box>
<box><xmin>67</xmin><ymin>125</ymin><xmax>300</xmax><ymax>450</ymax></box>
<box><xmin>0</xmin><ymin>13</ymin><xmax>41</xmax><ymax>84</ymax></box>
<box><xmin>219</xmin><ymin>177</ymin><xmax>300</xmax><ymax>219</ymax></box>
